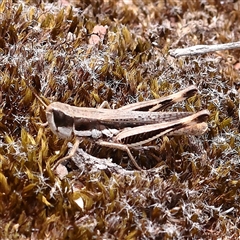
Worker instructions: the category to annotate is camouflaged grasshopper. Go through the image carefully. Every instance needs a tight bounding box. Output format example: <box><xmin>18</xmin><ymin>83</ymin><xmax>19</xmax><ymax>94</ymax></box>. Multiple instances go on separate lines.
<box><xmin>28</xmin><ymin>85</ymin><xmax>209</xmax><ymax>171</ymax></box>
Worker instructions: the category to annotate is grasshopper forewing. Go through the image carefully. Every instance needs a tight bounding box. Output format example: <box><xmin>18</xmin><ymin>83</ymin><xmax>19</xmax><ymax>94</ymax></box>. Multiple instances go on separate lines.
<box><xmin>118</xmin><ymin>85</ymin><xmax>198</xmax><ymax>112</ymax></box>
<box><xmin>44</xmin><ymin>85</ymin><xmax>210</xmax><ymax>170</ymax></box>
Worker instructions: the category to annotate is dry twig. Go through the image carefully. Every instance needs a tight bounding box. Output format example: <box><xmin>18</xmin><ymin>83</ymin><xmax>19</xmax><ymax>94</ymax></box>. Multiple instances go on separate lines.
<box><xmin>169</xmin><ymin>41</ymin><xmax>240</xmax><ymax>57</ymax></box>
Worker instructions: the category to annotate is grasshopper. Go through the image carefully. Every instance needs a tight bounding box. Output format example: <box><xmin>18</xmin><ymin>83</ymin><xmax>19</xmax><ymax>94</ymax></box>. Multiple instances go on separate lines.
<box><xmin>29</xmin><ymin>84</ymin><xmax>209</xmax><ymax>170</ymax></box>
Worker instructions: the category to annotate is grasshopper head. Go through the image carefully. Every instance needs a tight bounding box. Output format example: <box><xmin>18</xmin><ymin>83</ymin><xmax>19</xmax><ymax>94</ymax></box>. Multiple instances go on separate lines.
<box><xmin>46</xmin><ymin>102</ymin><xmax>74</xmax><ymax>139</ymax></box>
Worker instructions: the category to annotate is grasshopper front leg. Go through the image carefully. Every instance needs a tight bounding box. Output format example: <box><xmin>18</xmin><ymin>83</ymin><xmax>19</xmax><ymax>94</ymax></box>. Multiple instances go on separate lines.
<box><xmin>51</xmin><ymin>138</ymin><xmax>81</xmax><ymax>170</ymax></box>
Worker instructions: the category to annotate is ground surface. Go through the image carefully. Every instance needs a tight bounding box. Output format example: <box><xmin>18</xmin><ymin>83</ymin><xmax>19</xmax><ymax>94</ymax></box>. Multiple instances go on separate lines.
<box><xmin>1</xmin><ymin>0</ymin><xmax>240</xmax><ymax>239</ymax></box>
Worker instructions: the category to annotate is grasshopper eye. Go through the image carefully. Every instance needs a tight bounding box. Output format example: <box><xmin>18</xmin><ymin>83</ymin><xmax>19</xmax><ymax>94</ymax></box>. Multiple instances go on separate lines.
<box><xmin>53</xmin><ymin>109</ymin><xmax>74</xmax><ymax>128</ymax></box>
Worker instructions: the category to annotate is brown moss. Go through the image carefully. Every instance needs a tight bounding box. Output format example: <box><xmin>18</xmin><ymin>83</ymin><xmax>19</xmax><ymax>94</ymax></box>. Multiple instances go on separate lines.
<box><xmin>0</xmin><ymin>0</ymin><xmax>240</xmax><ymax>239</ymax></box>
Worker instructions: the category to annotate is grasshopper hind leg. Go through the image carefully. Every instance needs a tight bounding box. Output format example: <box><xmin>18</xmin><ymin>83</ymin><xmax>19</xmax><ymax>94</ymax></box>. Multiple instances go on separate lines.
<box><xmin>97</xmin><ymin>140</ymin><xmax>144</xmax><ymax>171</ymax></box>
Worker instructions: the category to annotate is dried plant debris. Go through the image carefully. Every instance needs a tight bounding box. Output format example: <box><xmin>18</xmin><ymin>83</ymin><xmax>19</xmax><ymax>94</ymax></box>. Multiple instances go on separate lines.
<box><xmin>0</xmin><ymin>0</ymin><xmax>240</xmax><ymax>238</ymax></box>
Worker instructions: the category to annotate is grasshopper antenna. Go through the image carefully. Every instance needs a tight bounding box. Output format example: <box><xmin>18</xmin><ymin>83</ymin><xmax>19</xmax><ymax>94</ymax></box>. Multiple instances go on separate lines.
<box><xmin>23</xmin><ymin>78</ymin><xmax>48</xmax><ymax>109</ymax></box>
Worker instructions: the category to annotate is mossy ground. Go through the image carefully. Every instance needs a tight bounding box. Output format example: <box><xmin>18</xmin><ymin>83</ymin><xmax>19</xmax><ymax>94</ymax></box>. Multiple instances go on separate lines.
<box><xmin>0</xmin><ymin>0</ymin><xmax>240</xmax><ymax>239</ymax></box>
